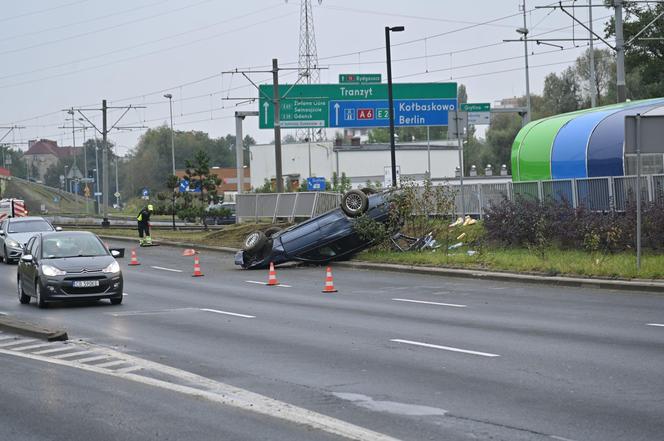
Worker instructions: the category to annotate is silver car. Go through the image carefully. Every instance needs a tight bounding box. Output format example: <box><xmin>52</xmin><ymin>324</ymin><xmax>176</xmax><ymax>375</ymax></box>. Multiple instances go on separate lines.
<box><xmin>0</xmin><ymin>216</ymin><xmax>59</xmax><ymax>264</ymax></box>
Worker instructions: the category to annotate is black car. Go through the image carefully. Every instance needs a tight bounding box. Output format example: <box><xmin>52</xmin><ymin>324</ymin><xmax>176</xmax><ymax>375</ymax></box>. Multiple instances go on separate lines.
<box><xmin>17</xmin><ymin>231</ymin><xmax>123</xmax><ymax>308</ymax></box>
<box><xmin>235</xmin><ymin>189</ymin><xmax>392</xmax><ymax>269</ymax></box>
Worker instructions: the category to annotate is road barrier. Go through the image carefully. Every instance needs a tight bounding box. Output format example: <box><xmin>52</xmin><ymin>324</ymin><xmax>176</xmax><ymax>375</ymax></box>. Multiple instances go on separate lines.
<box><xmin>236</xmin><ymin>191</ymin><xmax>341</xmax><ymax>223</ymax></box>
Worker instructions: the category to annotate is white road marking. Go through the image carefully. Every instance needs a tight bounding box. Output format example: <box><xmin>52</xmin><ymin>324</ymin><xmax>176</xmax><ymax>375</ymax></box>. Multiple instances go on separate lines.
<box><xmin>200</xmin><ymin>308</ymin><xmax>255</xmax><ymax>319</ymax></box>
<box><xmin>646</xmin><ymin>323</ymin><xmax>664</xmax><ymax>327</ymax></box>
<box><xmin>52</xmin><ymin>350</ymin><xmax>94</xmax><ymax>360</ymax></box>
<box><xmin>0</xmin><ymin>311</ymin><xmax>7</xmax><ymax>315</ymax></box>
<box><xmin>109</xmin><ymin>308</ymin><xmax>194</xmax><ymax>317</ymax></box>
<box><xmin>0</xmin><ymin>335</ymin><xmax>14</xmax><ymax>341</ymax></box>
<box><xmin>0</xmin><ymin>338</ymin><xmax>35</xmax><ymax>348</ymax></box>
<box><xmin>392</xmin><ymin>298</ymin><xmax>467</xmax><ymax>308</ymax></box>
<box><xmin>123</xmin><ymin>292</ymin><xmax>129</xmax><ymax>296</ymax></box>
<box><xmin>76</xmin><ymin>355</ymin><xmax>110</xmax><ymax>364</ymax></box>
<box><xmin>116</xmin><ymin>365</ymin><xmax>142</xmax><ymax>374</ymax></box>
<box><xmin>390</xmin><ymin>339</ymin><xmax>500</xmax><ymax>358</ymax></box>
<box><xmin>33</xmin><ymin>346</ymin><xmax>77</xmax><ymax>355</ymax></box>
<box><xmin>245</xmin><ymin>280</ymin><xmax>291</xmax><ymax>288</ymax></box>
<box><xmin>151</xmin><ymin>266</ymin><xmax>183</xmax><ymax>273</ymax></box>
<box><xmin>95</xmin><ymin>360</ymin><xmax>128</xmax><ymax>369</ymax></box>
<box><xmin>11</xmin><ymin>342</ymin><xmax>53</xmax><ymax>351</ymax></box>
<box><xmin>0</xmin><ymin>344</ymin><xmax>401</xmax><ymax>441</ymax></box>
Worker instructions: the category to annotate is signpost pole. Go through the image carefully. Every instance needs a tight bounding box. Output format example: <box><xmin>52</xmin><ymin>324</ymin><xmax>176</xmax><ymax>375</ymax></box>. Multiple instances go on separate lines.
<box><xmin>385</xmin><ymin>27</ymin><xmax>397</xmax><ymax>187</ymax></box>
<box><xmin>455</xmin><ymin>110</ymin><xmax>466</xmax><ymax>218</ymax></box>
<box><xmin>235</xmin><ymin>113</ymin><xmax>244</xmax><ymax>193</ymax></box>
<box><xmin>272</xmin><ymin>58</ymin><xmax>284</xmax><ymax>193</ymax></box>
<box><xmin>426</xmin><ymin>126</ymin><xmax>431</xmax><ymax>179</ymax></box>
<box><xmin>636</xmin><ymin>113</ymin><xmax>641</xmax><ymax>271</ymax></box>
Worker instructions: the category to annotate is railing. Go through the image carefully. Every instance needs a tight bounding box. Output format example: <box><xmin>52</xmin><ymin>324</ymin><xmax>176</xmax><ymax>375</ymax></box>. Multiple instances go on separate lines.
<box><xmin>450</xmin><ymin>173</ymin><xmax>664</xmax><ymax>217</ymax></box>
<box><xmin>236</xmin><ymin>191</ymin><xmax>341</xmax><ymax>223</ymax></box>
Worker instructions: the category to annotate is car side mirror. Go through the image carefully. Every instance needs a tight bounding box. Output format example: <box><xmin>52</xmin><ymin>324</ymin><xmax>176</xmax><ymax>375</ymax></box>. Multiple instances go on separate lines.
<box><xmin>55</xmin><ymin>227</ymin><xmax>62</xmax><ymax>232</ymax></box>
<box><xmin>111</xmin><ymin>250</ymin><xmax>120</xmax><ymax>257</ymax></box>
<box><xmin>0</xmin><ymin>230</ymin><xmax>4</xmax><ymax>236</ymax></box>
<box><xmin>20</xmin><ymin>254</ymin><xmax>33</xmax><ymax>263</ymax></box>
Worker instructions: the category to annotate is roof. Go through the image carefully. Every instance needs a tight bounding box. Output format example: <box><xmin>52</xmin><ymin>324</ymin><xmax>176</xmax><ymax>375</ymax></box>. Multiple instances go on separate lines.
<box><xmin>25</xmin><ymin>139</ymin><xmax>80</xmax><ymax>158</ymax></box>
<box><xmin>511</xmin><ymin>98</ymin><xmax>664</xmax><ymax>181</ymax></box>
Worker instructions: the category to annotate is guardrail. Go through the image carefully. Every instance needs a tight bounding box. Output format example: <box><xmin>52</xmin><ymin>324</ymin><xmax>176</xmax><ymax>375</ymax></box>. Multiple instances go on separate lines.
<box><xmin>236</xmin><ymin>191</ymin><xmax>341</xmax><ymax>223</ymax></box>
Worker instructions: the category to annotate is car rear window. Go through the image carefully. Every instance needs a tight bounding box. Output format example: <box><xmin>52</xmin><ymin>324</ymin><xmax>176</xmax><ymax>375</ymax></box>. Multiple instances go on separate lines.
<box><xmin>8</xmin><ymin>220</ymin><xmax>53</xmax><ymax>233</ymax></box>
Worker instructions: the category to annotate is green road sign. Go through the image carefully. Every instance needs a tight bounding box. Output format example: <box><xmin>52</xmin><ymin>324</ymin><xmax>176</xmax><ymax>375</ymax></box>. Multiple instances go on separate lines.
<box><xmin>339</xmin><ymin>73</ymin><xmax>382</xmax><ymax>84</ymax></box>
<box><xmin>460</xmin><ymin>103</ymin><xmax>490</xmax><ymax>112</ymax></box>
<box><xmin>259</xmin><ymin>82</ymin><xmax>457</xmax><ymax>129</ymax></box>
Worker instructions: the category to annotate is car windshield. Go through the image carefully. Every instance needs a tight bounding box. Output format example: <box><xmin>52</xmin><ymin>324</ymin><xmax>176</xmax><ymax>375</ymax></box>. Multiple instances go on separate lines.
<box><xmin>8</xmin><ymin>219</ymin><xmax>53</xmax><ymax>233</ymax></box>
<box><xmin>41</xmin><ymin>234</ymin><xmax>107</xmax><ymax>259</ymax></box>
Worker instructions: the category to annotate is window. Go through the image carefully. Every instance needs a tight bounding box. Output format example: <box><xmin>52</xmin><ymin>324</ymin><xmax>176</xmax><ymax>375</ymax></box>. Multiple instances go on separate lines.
<box><xmin>8</xmin><ymin>219</ymin><xmax>53</xmax><ymax>234</ymax></box>
<box><xmin>41</xmin><ymin>234</ymin><xmax>107</xmax><ymax>259</ymax></box>
<box><xmin>29</xmin><ymin>237</ymin><xmax>40</xmax><ymax>258</ymax></box>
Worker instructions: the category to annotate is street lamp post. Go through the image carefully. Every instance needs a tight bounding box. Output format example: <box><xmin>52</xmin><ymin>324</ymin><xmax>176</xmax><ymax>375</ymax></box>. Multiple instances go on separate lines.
<box><xmin>385</xmin><ymin>25</ymin><xmax>405</xmax><ymax>188</ymax></box>
<box><xmin>164</xmin><ymin>93</ymin><xmax>176</xmax><ymax>230</ymax></box>
<box><xmin>517</xmin><ymin>0</ymin><xmax>531</xmax><ymax>124</ymax></box>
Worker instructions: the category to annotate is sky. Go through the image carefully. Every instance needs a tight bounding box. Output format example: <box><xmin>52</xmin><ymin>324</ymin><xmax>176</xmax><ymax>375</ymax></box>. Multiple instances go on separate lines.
<box><xmin>0</xmin><ymin>0</ymin><xmax>614</xmax><ymax>156</ymax></box>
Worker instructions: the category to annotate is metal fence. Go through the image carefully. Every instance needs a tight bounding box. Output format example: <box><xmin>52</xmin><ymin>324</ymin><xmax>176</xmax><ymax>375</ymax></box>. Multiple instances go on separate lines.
<box><xmin>450</xmin><ymin>173</ymin><xmax>664</xmax><ymax>218</ymax></box>
<box><xmin>236</xmin><ymin>191</ymin><xmax>341</xmax><ymax>223</ymax></box>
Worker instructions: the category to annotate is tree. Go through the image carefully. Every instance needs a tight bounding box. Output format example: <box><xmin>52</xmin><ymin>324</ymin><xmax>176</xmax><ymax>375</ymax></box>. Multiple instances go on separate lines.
<box><xmin>543</xmin><ymin>67</ymin><xmax>581</xmax><ymax>114</ymax></box>
<box><xmin>574</xmin><ymin>48</ymin><xmax>615</xmax><ymax>106</ymax></box>
<box><xmin>184</xmin><ymin>150</ymin><xmax>221</xmax><ymax>205</ymax></box>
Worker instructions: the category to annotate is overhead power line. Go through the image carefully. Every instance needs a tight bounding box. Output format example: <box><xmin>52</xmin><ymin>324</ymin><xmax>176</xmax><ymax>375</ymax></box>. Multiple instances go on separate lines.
<box><xmin>0</xmin><ymin>0</ymin><xmax>90</xmax><ymax>24</ymax></box>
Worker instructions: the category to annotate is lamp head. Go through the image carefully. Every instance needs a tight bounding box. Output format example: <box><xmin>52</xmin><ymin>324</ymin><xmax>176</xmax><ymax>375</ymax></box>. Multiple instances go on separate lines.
<box><xmin>163</xmin><ymin>93</ymin><xmax>173</xmax><ymax>99</ymax></box>
<box><xmin>389</xmin><ymin>26</ymin><xmax>405</xmax><ymax>32</ymax></box>
<box><xmin>516</xmin><ymin>27</ymin><xmax>528</xmax><ymax>35</ymax></box>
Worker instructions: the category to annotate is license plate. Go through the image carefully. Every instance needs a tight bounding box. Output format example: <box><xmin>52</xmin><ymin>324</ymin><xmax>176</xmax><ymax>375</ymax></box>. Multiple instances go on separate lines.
<box><xmin>72</xmin><ymin>280</ymin><xmax>100</xmax><ymax>288</ymax></box>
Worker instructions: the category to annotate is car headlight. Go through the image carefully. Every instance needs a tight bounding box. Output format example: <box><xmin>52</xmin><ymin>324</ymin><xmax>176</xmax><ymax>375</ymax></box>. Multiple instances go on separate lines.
<box><xmin>102</xmin><ymin>261</ymin><xmax>120</xmax><ymax>274</ymax></box>
<box><xmin>42</xmin><ymin>264</ymin><xmax>66</xmax><ymax>277</ymax></box>
<box><xmin>6</xmin><ymin>239</ymin><xmax>20</xmax><ymax>248</ymax></box>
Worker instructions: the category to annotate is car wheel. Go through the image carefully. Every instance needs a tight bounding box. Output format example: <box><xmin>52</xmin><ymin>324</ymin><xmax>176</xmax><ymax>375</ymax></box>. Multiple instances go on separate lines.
<box><xmin>3</xmin><ymin>246</ymin><xmax>10</xmax><ymax>264</ymax></box>
<box><xmin>242</xmin><ymin>231</ymin><xmax>268</xmax><ymax>255</ymax></box>
<box><xmin>341</xmin><ymin>189</ymin><xmax>369</xmax><ymax>217</ymax></box>
<box><xmin>110</xmin><ymin>297</ymin><xmax>123</xmax><ymax>305</ymax></box>
<box><xmin>17</xmin><ymin>277</ymin><xmax>30</xmax><ymax>304</ymax></box>
<box><xmin>264</xmin><ymin>227</ymin><xmax>282</xmax><ymax>238</ymax></box>
<box><xmin>35</xmin><ymin>280</ymin><xmax>47</xmax><ymax>309</ymax></box>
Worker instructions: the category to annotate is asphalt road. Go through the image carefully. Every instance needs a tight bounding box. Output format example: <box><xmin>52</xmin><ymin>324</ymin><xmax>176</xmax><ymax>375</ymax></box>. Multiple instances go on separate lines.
<box><xmin>1</xmin><ymin>241</ymin><xmax>663</xmax><ymax>441</ymax></box>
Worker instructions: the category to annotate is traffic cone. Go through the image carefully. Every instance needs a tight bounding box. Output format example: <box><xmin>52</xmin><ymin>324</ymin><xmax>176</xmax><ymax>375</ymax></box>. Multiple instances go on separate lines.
<box><xmin>128</xmin><ymin>249</ymin><xmax>140</xmax><ymax>266</ymax></box>
<box><xmin>267</xmin><ymin>262</ymin><xmax>278</xmax><ymax>286</ymax></box>
<box><xmin>322</xmin><ymin>266</ymin><xmax>337</xmax><ymax>293</ymax></box>
<box><xmin>182</xmin><ymin>248</ymin><xmax>196</xmax><ymax>257</ymax></box>
<box><xmin>192</xmin><ymin>254</ymin><xmax>204</xmax><ymax>277</ymax></box>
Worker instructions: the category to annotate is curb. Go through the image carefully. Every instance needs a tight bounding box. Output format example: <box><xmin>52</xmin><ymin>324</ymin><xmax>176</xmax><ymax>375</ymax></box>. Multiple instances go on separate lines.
<box><xmin>335</xmin><ymin>261</ymin><xmax>664</xmax><ymax>294</ymax></box>
<box><xmin>97</xmin><ymin>234</ymin><xmax>664</xmax><ymax>294</ymax></box>
<box><xmin>0</xmin><ymin>316</ymin><xmax>68</xmax><ymax>341</ymax></box>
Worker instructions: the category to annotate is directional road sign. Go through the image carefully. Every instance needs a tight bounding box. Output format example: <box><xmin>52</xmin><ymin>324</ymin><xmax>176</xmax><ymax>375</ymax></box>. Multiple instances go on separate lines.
<box><xmin>461</xmin><ymin>102</ymin><xmax>491</xmax><ymax>125</ymax></box>
<box><xmin>339</xmin><ymin>74</ymin><xmax>381</xmax><ymax>84</ymax></box>
<box><xmin>259</xmin><ymin>83</ymin><xmax>457</xmax><ymax>129</ymax></box>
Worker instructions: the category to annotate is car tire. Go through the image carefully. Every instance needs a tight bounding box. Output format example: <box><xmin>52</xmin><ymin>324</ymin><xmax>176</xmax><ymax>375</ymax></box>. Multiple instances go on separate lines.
<box><xmin>3</xmin><ymin>246</ymin><xmax>10</xmax><ymax>264</ymax></box>
<box><xmin>17</xmin><ymin>277</ymin><xmax>30</xmax><ymax>304</ymax></box>
<box><xmin>35</xmin><ymin>280</ymin><xmax>47</xmax><ymax>309</ymax></box>
<box><xmin>360</xmin><ymin>187</ymin><xmax>377</xmax><ymax>195</ymax></box>
<box><xmin>242</xmin><ymin>231</ymin><xmax>268</xmax><ymax>255</ymax></box>
<box><xmin>110</xmin><ymin>297</ymin><xmax>123</xmax><ymax>305</ymax></box>
<box><xmin>341</xmin><ymin>189</ymin><xmax>369</xmax><ymax>217</ymax></box>
<box><xmin>264</xmin><ymin>227</ymin><xmax>282</xmax><ymax>238</ymax></box>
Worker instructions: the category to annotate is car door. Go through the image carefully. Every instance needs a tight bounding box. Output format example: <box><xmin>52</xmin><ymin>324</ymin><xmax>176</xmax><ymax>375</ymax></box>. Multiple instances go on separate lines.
<box><xmin>19</xmin><ymin>237</ymin><xmax>36</xmax><ymax>295</ymax></box>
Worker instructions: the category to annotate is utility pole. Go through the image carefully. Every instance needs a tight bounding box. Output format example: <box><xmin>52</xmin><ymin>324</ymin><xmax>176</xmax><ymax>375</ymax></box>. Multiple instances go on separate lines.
<box><xmin>614</xmin><ymin>0</ymin><xmax>627</xmax><ymax>102</ymax></box>
<box><xmin>521</xmin><ymin>0</ymin><xmax>531</xmax><ymax>124</ymax></box>
<box><xmin>75</xmin><ymin>100</ymin><xmax>145</xmax><ymax>227</ymax></box>
<box><xmin>272</xmin><ymin>58</ymin><xmax>284</xmax><ymax>193</ymax></box>
<box><xmin>234</xmin><ymin>111</ymin><xmax>258</xmax><ymax>193</ymax></box>
<box><xmin>588</xmin><ymin>0</ymin><xmax>597</xmax><ymax>107</ymax></box>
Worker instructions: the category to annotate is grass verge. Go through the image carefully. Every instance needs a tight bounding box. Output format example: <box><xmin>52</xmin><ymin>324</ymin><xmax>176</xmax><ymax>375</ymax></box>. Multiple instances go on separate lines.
<box><xmin>359</xmin><ymin>248</ymin><xmax>664</xmax><ymax>280</ymax></box>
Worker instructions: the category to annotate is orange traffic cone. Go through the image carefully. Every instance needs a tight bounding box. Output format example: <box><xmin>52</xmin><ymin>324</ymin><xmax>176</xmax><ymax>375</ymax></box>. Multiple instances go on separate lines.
<box><xmin>192</xmin><ymin>254</ymin><xmax>204</xmax><ymax>277</ymax></box>
<box><xmin>128</xmin><ymin>249</ymin><xmax>140</xmax><ymax>266</ymax></box>
<box><xmin>322</xmin><ymin>266</ymin><xmax>337</xmax><ymax>293</ymax></box>
<box><xmin>267</xmin><ymin>262</ymin><xmax>278</xmax><ymax>286</ymax></box>
<box><xmin>182</xmin><ymin>248</ymin><xmax>196</xmax><ymax>257</ymax></box>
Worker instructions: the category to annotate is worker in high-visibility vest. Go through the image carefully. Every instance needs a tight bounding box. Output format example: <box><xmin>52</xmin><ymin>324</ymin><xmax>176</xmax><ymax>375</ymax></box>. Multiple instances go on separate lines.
<box><xmin>136</xmin><ymin>204</ymin><xmax>154</xmax><ymax>246</ymax></box>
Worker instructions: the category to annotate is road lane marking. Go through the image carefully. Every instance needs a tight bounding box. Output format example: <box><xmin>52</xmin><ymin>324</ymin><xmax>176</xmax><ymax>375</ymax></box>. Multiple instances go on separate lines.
<box><xmin>200</xmin><ymin>308</ymin><xmax>255</xmax><ymax>319</ymax></box>
<box><xmin>33</xmin><ymin>346</ymin><xmax>78</xmax><ymax>355</ymax></box>
<box><xmin>109</xmin><ymin>308</ymin><xmax>194</xmax><ymax>317</ymax></box>
<box><xmin>245</xmin><ymin>280</ymin><xmax>291</xmax><ymax>288</ymax></box>
<box><xmin>76</xmin><ymin>355</ymin><xmax>110</xmax><ymax>364</ymax></box>
<box><xmin>0</xmin><ymin>343</ymin><xmax>402</xmax><ymax>441</ymax></box>
<box><xmin>11</xmin><ymin>342</ymin><xmax>53</xmax><ymax>351</ymax></box>
<box><xmin>647</xmin><ymin>323</ymin><xmax>664</xmax><ymax>327</ymax></box>
<box><xmin>392</xmin><ymin>298</ymin><xmax>467</xmax><ymax>308</ymax></box>
<box><xmin>52</xmin><ymin>350</ymin><xmax>94</xmax><ymax>359</ymax></box>
<box><xmin>390</xmin><ymin>339</ymin><xmax>500</xmax><ymax>358</ymax></box>
<box><xmin>0</xmin><ymin>311</ymin><xmax>7</xmax><ymax>315</ymax></box>
<box><xmin>123</xmin><ymin>292</ymin><xmax>128</xmax><ymax>296</ymax></box>
<box><xmin>0</xmin><ymin>335</ymin><xmax>14</xmax><ymax>341</ymax></box>
<box><xmin>96</xmin><ymin>360</ymin><xmax>128</xmax><ymax>369</ymax></box>
<box><xmin>0</xmin><ymin>338</ymin><xmax>35</xmax><ymax>348</ymax></box>
<box><xmin>151</xmin><ymin>266</ymin><xmax>183</xmax><ymax>273</ymax></box>
<box><xmin>116</xmin><ymin>365</ymin><xmax>142</xmax><ymax>374</ymax></box>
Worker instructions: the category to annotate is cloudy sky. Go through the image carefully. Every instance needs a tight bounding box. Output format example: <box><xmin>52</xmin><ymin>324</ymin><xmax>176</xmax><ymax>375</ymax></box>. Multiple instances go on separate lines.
<box><xmin>0</xmin><ymin>0</ymin><xmax>613</xmax><ymax>155</ymax></box>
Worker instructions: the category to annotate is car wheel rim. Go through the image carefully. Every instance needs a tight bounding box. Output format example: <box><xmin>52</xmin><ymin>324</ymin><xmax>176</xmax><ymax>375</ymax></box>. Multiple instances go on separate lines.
<box><xmin>346</xmin><ymin>193</ymin><xmax>362</xmax><ymax>211</ymax></box>
<box><xmin>246</xmin><ymin>233</ymin><xmax>259</xmax><ymax>247</ymax></box>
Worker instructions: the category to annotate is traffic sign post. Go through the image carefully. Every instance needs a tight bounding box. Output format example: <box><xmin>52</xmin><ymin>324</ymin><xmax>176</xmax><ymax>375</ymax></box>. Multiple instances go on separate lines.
<box><xmin>259</xmin><ymin>83</ymin><xmax>457</xmax><ymax>129</ymax></box>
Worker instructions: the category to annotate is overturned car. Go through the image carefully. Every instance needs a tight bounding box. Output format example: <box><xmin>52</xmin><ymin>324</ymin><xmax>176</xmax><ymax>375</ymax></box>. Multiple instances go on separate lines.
<box><xmin>235</xmin><ymin>189</ymin><xmax>392</xmax><ymax>269</ymax></box>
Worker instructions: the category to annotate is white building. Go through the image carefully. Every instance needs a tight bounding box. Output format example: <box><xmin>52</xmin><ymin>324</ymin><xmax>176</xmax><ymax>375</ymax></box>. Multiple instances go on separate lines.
<box><xmin>249</xmin><ymin>140</ymin><xmax>462</xmax><ymax>190</ymax></box>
